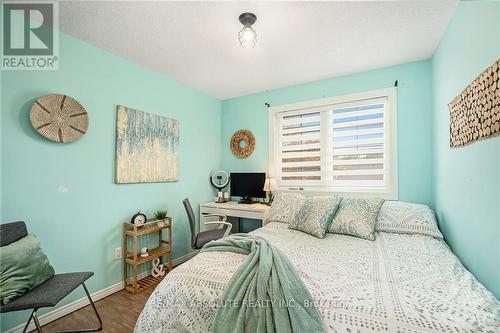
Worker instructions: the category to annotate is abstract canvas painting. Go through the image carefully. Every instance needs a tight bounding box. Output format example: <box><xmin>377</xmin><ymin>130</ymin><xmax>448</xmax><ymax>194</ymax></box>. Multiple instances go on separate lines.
<box><xmin>115</xmin><ymin>105</ymin><xmax>179</xmax><ymax>183</ymax></box>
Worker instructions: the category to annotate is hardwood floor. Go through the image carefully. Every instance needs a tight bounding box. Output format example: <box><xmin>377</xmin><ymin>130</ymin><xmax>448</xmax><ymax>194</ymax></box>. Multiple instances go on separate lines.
<box><xmin>32</xmin><ymin>287</ymin><xmax>155</xmax><ymax>333</ymax></box>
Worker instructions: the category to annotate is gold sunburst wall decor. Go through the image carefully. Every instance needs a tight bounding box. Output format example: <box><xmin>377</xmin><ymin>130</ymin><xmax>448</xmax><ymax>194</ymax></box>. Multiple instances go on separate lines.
<box><xmin>230</xmin><ymin>129</ymin><xmax>255</xmax><ymax>158</ymax></box>
<box><xmin>30</xmin><ymin>94</ymin><xmax>88</xmax><ymax>143</ymax></box>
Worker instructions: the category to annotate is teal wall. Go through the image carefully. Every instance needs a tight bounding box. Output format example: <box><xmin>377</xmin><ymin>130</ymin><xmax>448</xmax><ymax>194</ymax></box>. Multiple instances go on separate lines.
<box><xmin>0</xmin><ymin>33</ymin><xmax>221</xmax><ymax>330</ymax></box>
<box><xmin>222</xmin><ymin>60</ymin><xmax>435</xmax><ymax>207</ymax></box>
<box><xmin>2</xmin><ymin>2</ymin><xmax>499</xmax><ymax>331</ymax></box>
<box><xmin>432</xmin><ymin>1</ymin><xmax>500</xmax><ymax>298</ymax></box>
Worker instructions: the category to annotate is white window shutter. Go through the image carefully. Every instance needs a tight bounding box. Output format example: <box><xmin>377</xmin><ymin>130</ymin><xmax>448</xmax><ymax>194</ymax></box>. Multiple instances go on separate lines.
<box><xmin>278</xmin><ymin>112</ymin><xmax>322</xmax><ymax>187</ymax></box>
<box><xmin>331</xmin><ymin>99</ymin><xmax>387</xmax><ymax>188</ymax></box>
<box><xmin>269</xmin><ymin>88</ymin><xmax>397</xmax><ymax>198</ymax></box>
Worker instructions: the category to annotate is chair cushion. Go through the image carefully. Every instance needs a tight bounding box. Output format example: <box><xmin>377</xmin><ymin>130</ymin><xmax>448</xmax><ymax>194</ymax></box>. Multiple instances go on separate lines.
<box><xmin>0</xmin><ymin>272</ymin><xmax>93</xmax><ymax>312</ymax></box>
<box><xmin>0</xmin><ymin>234</ymin><xmax>55</xmax><ymax>305</ymax></box>
<box><xmin>195</xmin><ymin>228</ymin><xmax>226</xmax><ymax>249</ymax></box>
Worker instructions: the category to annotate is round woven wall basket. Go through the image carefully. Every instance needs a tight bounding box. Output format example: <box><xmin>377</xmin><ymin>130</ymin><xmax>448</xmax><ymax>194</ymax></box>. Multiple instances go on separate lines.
<box><xmin>30</xmin><ymin>94</ymin><xmax>88</xmax><ymax>143</ymax></box>
<box><xmin>230</xmin><ymin>129</ymin><xmax>255</xmax><ymax>158</ymax></box>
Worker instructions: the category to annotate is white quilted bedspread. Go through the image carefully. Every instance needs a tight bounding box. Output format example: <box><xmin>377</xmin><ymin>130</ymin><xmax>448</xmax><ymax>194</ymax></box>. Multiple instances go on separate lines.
<box><xmin>135</xmin><ymin>222</ymin><xmax>500</xmax><ymax>333</ymax></box>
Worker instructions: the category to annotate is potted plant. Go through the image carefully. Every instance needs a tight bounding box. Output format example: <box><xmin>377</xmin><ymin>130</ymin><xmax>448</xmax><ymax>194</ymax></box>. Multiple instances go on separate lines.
<box><xmin>154</xmin><ymin>210</ymin><xmax>168</xmax><ymax>227</ymax></box>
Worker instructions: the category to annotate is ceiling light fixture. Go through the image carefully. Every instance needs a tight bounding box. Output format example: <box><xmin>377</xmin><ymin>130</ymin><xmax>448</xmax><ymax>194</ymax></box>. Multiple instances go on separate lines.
<box><xmin>238</xmin><ymin>12</ymin><xmax>257</xmax><ymax>48</ymax></box>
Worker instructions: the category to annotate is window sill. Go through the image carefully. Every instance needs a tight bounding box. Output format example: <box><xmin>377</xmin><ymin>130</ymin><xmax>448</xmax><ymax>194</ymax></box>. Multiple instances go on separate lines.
<box><xmin>276</xmin><ymin>186</ymin><xmax>398</xmax><ymax>200</ymax></box>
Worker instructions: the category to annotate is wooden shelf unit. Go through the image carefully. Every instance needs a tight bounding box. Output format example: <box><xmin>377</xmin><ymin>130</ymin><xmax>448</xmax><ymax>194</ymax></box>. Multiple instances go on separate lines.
<box><xmin>133</xmin><ymin>275</ymin><xmax>165</xmax><ymax>293</ymax></box>
<box><xmin>123</xmin><ymin>218</ymin><xmax>173</xmax><ymax>294</ymax></box>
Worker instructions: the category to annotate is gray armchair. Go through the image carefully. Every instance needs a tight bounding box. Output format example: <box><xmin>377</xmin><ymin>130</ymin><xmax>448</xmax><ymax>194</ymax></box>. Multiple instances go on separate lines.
<box><xmin>182</xmin><ymin>198</ymin><xmax>232</xmax><ymax>249</ymax></box>
<box><xmin>0</xmin><ymin>221</ymin><xmax>102</xmax><ymax>333</ymax></box>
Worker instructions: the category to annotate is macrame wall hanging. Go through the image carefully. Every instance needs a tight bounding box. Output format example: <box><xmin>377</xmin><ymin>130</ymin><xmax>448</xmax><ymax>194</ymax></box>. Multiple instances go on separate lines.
<box><xmin>230</xmin><ymin>129</ymin><xmax>255</xmax><ymax>158</ymax></box>
<box><xmin>448</xmin><ymin>59</ymin><xmax>499</xmax><ymax>147</ymax></box>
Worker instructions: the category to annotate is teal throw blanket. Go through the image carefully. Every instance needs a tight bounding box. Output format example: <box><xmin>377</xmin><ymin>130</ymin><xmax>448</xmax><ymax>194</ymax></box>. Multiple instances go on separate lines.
<box><xmin>201</xmin><ymin>234</ymin><xmax>323</xmax><ymax>333</ymax></box>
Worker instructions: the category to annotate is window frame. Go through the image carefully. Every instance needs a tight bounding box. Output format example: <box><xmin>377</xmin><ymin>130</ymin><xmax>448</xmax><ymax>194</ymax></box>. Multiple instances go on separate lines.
<box><xmin>268</xmin><ymin>87</ymin><xmax>398</xmax><ymax>200</ymax></box>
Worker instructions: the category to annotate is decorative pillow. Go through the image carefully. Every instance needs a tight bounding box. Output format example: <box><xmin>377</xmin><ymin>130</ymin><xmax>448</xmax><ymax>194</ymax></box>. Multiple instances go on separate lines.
<box><xmin>329</xmin><ymin>197</ymin><xmax>384</xmax><ymax>240</ymax></box>
<box><xmin>265</xmin><ymin>192</ymin><xmax>307</xmax><ymax>224</ymax></box>
<box><xmin>0</xmin><ymin>234</ymin><xmax>55</xmax><ymax>305</ymax></box>
<box><xmin>289</xmin><ymin>196</ymin><xmax>342</xmax><ymax>238</ymax></box>
<box><xmin>375</xmin><ymin>201</ymin><xmax>443</xmax><ymax>239</ymax></box>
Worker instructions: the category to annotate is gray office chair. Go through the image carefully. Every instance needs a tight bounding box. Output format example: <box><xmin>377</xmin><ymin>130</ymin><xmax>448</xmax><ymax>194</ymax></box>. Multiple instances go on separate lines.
<box><xmin>0</xmin><ymin>221</ymin><xmax>102</xmax><ymax>333</ymax></box>
<box><xmin>182</xmin><ymin>198</ymin><xmax>232</xmax><ymax>249</ymax></box>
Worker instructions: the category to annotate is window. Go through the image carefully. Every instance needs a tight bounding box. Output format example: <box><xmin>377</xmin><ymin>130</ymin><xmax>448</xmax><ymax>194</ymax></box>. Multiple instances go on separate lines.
<box><xmin>268</xmin><ymin>88</ymin><xmax>397</xmax><ymax>199</ymax></box>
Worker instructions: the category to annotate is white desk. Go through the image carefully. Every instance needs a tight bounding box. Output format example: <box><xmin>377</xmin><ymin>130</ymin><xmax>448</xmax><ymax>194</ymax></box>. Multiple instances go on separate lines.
<box><xmin>200</xmin><ymin>201</ymin><xmax>270</xmax><ymax>233</ymax></box>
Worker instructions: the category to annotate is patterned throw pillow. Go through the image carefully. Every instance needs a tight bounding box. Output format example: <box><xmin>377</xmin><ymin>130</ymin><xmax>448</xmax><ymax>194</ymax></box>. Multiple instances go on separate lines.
<box><xmin>375</xmin><ymin>201</ymin><xmax>443</xmax><ymax>239</ymax></box>
<box><xmin>329</xmin><ymin>197</ymin><xmax>384</xmax><ymax>240</ymax></box>
<box><xmin>289</xmin><ymin>196</ymin><xmax>342</xmax><ymax>238</ymax></box>
<box><xmin>265</xmin><ymin>192</ymin><xmax>307</xmax><ymax>224</ymax></box>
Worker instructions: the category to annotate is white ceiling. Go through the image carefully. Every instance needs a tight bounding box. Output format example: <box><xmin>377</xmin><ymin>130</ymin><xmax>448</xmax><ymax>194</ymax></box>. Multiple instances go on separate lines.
<box><xmin>59</xmin><ymin>1</ymin><xmax>457</xmax><ymax>99</ymax></box>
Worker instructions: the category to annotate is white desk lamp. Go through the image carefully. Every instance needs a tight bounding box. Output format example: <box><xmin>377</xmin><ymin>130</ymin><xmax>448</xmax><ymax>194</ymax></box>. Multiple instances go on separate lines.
<box><xmin>263</xmin><ymin>178</ymin><xmax>277</xmax><ymax>206</ymax></box>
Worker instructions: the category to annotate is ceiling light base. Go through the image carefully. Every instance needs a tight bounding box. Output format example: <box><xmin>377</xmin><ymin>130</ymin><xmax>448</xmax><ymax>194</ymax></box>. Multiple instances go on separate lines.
<box><xmin>239</xmin><ymin>13</ymin><xmax>257</xmax><ymax>26</ymax></box>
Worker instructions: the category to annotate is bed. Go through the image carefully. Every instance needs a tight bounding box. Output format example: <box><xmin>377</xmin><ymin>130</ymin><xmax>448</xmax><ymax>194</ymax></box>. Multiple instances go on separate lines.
<box><xmin>135</xmin><ymin>222</ymin><xmax>500</xmax><ymax>332</ymax></box>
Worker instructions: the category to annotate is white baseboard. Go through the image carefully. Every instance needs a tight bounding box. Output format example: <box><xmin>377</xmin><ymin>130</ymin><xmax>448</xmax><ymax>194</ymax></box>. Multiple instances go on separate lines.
<box><xmin>4</xmin><ymin>251</ymin><xmax>198</xmax><ymax>333</ymax></box>
<box><xmin>174</xmin><ymin>250</ymin><xmax>198</xmax><ymax>265</ymax></box>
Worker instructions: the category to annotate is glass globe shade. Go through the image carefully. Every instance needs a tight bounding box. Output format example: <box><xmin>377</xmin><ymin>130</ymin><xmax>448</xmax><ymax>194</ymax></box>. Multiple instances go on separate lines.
<box><xmin>238</xmin><ymin>26</ymin><xmax>257</xmax><ymax>48</ymax></box>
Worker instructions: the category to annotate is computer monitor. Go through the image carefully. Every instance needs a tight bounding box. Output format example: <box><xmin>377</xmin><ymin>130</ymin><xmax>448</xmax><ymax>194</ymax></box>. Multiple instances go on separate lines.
<box><xmin>230</xmin><ymin>172</ymin><xmax>266</xmax><ymax>204</ymax></box>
